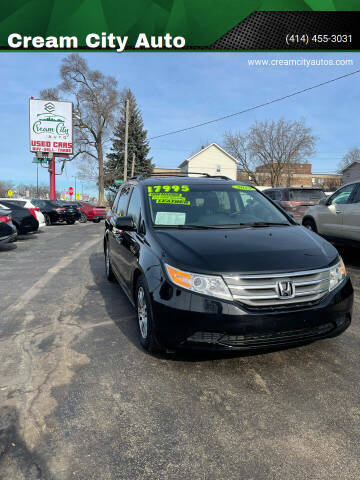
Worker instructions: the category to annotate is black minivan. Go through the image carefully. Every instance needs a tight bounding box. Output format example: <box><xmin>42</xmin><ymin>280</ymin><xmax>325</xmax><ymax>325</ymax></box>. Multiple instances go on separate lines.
<box><xmin>104</xmin><ymin>175</ymin><xmax>353</xmax><ymax>353</ymax></box>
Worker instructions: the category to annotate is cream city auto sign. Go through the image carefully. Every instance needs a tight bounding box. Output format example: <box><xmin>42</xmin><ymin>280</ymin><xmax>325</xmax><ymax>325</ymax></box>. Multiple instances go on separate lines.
<box><xmin>29</xmin><ymin>99</ymin><xmax>73</xmax><ymax>154</ymax></box>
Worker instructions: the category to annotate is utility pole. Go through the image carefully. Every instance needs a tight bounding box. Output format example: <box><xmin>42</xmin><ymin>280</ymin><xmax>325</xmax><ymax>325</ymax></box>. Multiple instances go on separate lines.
<box><xmin>74</xmin><ymin>176</ymin><xmax>77</xmax><ymax>198</ymax></box>
<box><xmin>123</xmin><ymin>99</ymin><xmax>129</xmax><ymax>181</ymax></box>
<box><xmin>131</xmin><ymin>152</ymin><xmax>135</xmax><ymax>177</ymax></box>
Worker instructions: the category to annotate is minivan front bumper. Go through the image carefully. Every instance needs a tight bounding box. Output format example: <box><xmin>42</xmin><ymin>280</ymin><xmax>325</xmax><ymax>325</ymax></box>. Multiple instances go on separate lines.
<box><xmin>151</xmin><ymin>276</ymin><xmax>353</xmax><ymax>351</ymax></box>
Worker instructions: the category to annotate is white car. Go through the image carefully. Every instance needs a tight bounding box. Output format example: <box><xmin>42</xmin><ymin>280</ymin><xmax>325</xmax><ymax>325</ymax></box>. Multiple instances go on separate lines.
<box><xmin>0</xmin><ymin>198</ymin><xmax>46</xmax><ymax>228</ymax></box>
<box><xmin>302</xmin><ymin>181</ymin><xmax>360</xmax><ymax>245</ymax></box>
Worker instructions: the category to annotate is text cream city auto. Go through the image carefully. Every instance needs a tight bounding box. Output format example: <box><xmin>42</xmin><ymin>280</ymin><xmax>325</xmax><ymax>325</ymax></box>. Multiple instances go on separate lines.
<box><xmin>104</xmin><ymin>175</ymin><xmax>353</xmax><ymax>353</ymax></box>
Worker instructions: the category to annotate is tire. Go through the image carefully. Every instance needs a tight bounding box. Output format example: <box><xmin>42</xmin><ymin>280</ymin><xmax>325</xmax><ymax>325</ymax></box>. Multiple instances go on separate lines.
<box><xmin>44</xmin><ymin>213</ymin><xmax>51</xmax><ymax>226</ymax></box>
<box><xmin>302</xmin><ymin>218</ymin><xmax>317</xmax><ymax>233</ymax></box>
<box><xmin>105</xmin><ymin>241</ymin><xmax>116</xmax><ymax>283</ymax></box>
<box><xmin>66</xmin><ymin>220</ymin><xmax>75</xmax><ymax>225</ymax></box>
<box><xmin>93</xmin><ymin>218</ymin><xmax>101</xmax><ymax>223</ymax></box>
<box><xmin>135</xmin><ymin>276</ymin><xmax>163</xmax><ymax>353</ymax></box>
<box><xmin>14</xmin><ymin>223</ymin><xmax>21</xmax><ymax>235</ymax></box>
<box><xmin>79</xmin><ymin>213</ymin><xmax>87</xmax><ymax>223</ymax></box>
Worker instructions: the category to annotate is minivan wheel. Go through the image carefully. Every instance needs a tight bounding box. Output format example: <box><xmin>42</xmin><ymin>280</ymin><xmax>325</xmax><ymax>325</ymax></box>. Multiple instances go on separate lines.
<box><xmin>105</xmin><ymin>242</ymin><xmax>116</xmax><ymax>282</ymax></box>
<box><xmin>303</xmin><ymin>218</ymin><xmax>317</xmax><ymax>232</ymax></box>
<box><xmin>135</xmin><ymin>277</ymin><xmax>163</xmax><ymax>353</ymax></box>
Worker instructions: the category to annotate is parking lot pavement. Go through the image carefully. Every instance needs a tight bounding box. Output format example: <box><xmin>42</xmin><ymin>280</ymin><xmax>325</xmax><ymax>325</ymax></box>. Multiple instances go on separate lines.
<box><xmin>0</xmin><ymin>223</ymin><xmax>359</xmax><ymax>480</ymax></box>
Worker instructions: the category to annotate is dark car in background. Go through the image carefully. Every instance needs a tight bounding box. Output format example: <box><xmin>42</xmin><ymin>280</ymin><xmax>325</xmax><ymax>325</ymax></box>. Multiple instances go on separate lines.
<box><xmin>0</xmin><ymin>207</ymin><xmax>17</xmax><ymax>244</ymax></box>
<box><xmin>31</xmin><ymin>199</ymin><xmax>81</xmax><ymax>225</ymax></box>
<box><xmin>104</xmin><ymin>175</ymin><xmax>352</xmax><ymax>354</ymax></box>
<box><xmin>0</xmin><ymin>201</ymin><xmax>38</xmax><ymax>235</ymax></box>
<box><xmin>264</xmin><ymin>187</ymin><xmax>326</xmax><ymax>223</ymax></box>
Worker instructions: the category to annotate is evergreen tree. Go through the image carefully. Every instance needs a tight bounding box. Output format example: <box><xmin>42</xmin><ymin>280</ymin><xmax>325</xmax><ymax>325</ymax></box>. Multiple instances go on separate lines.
<box><xmin>105</xmin><ymin>89</ymin><xmax>153</xmax><ymax>191</ymax></box>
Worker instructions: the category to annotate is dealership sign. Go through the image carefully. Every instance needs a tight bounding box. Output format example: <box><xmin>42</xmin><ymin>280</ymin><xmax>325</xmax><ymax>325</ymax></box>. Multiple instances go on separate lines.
<box><xmin>29</xmin><ymin>99</ymin><xmax>73</xmax><ymax>154</ymax></box>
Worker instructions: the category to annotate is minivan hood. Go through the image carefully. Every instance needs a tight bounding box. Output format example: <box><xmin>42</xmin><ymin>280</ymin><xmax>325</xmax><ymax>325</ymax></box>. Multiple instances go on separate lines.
<box><xmin>154</xmin><ymin>225</ymin><xmax>338</xmax><ymax>275</ymax></box>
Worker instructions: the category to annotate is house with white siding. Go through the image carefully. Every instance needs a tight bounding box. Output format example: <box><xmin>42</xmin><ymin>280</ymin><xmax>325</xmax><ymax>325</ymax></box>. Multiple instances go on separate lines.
<box><xmin>178</xmin><ymin>143</ymin><xmax>238</xmax><ymax>180</ymax></box>
<box><xmin>341</xmin><ymin>161</ymin><xmax>360</xmax><ymax>184</ymax></box>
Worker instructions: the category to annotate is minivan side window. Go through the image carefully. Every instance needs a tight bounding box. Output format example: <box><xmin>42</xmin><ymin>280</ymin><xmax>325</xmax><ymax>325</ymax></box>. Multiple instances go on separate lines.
<box><xmin>351</xmin><ymin>184</ymin><xmax>360</xmax><ymax>203</ymax></box>
<box><xmin>112</xmin><ymin>192</ymin><xmax>120</xmax><ymax>212</ymax></box>
<box><xmin>127</xmin><ymin>187</ymin><xmax>141</xmax><ymax>228</ymax></box>
<box><xmin>329</xmin><ymin>184</ymin><xmax>357</xmax><ymax>205</ymax></box>
<box><xmin>116</xmin><ymin>185</ymin><xmax>132</xmax><ymax>216</ymax></box>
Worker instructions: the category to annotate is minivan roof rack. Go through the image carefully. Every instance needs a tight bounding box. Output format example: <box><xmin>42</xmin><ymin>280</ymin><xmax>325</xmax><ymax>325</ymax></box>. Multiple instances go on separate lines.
<box><xmin>127</xmin><ymin>173</ymin><xmax>232</xmax><ymax>181</ymax></box>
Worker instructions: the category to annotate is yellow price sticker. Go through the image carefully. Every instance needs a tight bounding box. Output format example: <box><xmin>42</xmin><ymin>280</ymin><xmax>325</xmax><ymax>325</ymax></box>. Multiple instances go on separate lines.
<box><xmin>232</xmin><ymin>185</ymin><xmax>255</xmax><ymax>191</ymax></box>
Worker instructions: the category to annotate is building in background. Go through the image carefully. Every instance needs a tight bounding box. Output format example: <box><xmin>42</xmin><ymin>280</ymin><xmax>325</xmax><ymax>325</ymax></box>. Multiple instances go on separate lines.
<box><xmin>341</xmin><ymin>161</ymin><xmax>360</xmax><ymax>185</ymax></box>
<box><xmin>154</xmin><ymin>146</ymin><xmax>341</xmax><ymax>190</ymax></box>
<box><xmin>178</xmin><ymin>143</ymin><xmax>238</xmax><ymax>180</ymax></box>
<box><xmin>152</xmin><ymin>167</ymin><xmax>181</xmax><ymax>176</ymax></box>
<box><xmin>255</xmin><ymin>163</ymin><xmax>341</xmax><ymax>190</ymax></box>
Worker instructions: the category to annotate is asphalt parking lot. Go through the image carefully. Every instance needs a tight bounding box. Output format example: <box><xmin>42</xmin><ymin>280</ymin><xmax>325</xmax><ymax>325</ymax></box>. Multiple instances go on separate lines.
<box><xmin>0</xmin><ymin>222</ymin><xmax>359</xmax><ymax>480</ymax></box>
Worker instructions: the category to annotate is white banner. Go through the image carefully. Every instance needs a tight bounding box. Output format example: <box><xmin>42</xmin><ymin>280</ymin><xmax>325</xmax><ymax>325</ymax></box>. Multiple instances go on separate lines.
<box><xmin>29</xmin><ymin>99</ymin><xmax>73</xmax><ymax>154</ymax></box>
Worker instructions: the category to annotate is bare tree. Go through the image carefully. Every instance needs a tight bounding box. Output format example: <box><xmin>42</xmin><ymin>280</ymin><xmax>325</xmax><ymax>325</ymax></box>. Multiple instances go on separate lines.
<box><xmin>224</xmin><ymin>119</ymin><xmax>316</xmax><ymax>187</ymax></box>
<box><xmin>40</xmin><ymin>54</ymin><xmax>120</xmax><ymax>205</ymax></box>
<box><xmin>15</xmin><ymin>183</ymin><xmax>60</xmax><ymax>198</ymax></box>
<box><xmin>223</xmin><ymin>131</ymin><xmax>257</xmax><ymax>183</ymax></box>
<box><xmin>337</xmin><ymin>147</ymin><xmax>360</xmax><ymax>173</ymax></box>
<box><xmin>0</xmin><ymin>180</ymin><xmax>15</xmax><ymax>197</ymax></box>
<box><xmin>248</xmin><ymin>119</ymin><xmax>315</xmax><ymax>187</ymax></box>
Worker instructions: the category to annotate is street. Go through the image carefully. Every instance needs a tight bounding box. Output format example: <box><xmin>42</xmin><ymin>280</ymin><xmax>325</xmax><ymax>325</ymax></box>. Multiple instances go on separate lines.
<box><xmin>0</xmin><ymin>222</ymin><xmax>359</xmax><ymax>480</ymax></box>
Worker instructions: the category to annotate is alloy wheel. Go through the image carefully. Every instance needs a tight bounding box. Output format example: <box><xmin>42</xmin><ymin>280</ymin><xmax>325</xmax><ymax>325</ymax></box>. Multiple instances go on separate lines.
<box><xmin>105</xmin><ymin>245</ymin><xmax>110</xmax><ymax>276</ymax></box>
<box><xmin>137</xmin><ymin>287</ymin><xmax>148</xmax><ymax>339</ymax></box>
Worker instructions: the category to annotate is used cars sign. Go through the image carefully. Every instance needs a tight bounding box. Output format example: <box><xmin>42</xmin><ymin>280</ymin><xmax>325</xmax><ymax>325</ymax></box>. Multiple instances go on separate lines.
<box><xmin>29</xmin><ymin>99</ymin><xmax>73</xmax><ymax>154</ymax></box>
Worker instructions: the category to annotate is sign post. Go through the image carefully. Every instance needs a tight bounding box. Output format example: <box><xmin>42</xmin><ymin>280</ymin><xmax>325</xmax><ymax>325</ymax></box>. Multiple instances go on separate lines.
<box><xmin>49</xmin><ymin>155</ymin><xmax>56</xmax><ymax>200</ymax></box>
<box><xmin>29</xmin><ymin>98</ymin><xmax>73</xmax><ymax>201</ymax></box>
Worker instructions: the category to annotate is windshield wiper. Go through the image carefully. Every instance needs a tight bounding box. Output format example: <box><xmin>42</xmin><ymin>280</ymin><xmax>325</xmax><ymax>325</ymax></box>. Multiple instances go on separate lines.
<box><xmin>154</xmin><ymin>224</ymin><xmax>254</xmax><ymax>230</ymax></box>
<box><xmin>245</xmin><ymin>222</ymin><xmax>290</xmax><ymax>227</ymax></box>
<box><xmin>154</xmin><ymin>224</ymin><xmax>222</xmax><ymax>229</ymax></box>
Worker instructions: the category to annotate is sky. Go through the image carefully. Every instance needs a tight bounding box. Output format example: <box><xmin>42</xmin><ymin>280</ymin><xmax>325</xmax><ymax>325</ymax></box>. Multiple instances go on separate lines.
<box><xmin>0</xmin><ymin>51</ymin><xmax>359</xmax><ymax>196</ymax></box>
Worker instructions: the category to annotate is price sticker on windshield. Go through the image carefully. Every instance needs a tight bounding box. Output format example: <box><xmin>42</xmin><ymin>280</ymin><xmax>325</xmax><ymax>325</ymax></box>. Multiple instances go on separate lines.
<box><xmin>148</xmin><ymin>185</ymin><xmax>189</xmax><ymax>194</ymax></box>
<box><xmin>232</xmin><ymin>185</ymin><xmax>255</xmax><ymax>191</ymax></box>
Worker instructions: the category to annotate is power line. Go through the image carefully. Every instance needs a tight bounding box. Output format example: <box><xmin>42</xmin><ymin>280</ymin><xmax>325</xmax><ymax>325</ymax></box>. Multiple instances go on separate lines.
<box><xmin>149</xmin><ymin>69</ymin><xmax>360</xmax><ymax>141</ymax></box>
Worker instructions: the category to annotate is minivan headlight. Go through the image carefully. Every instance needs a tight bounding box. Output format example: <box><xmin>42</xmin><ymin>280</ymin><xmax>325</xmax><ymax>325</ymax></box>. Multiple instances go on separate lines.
<box><xmin>329</xmin><ymin>258</ymin><xmax>347</xmax><ymax>292</ymax></box>
<box><xmin>165</xmin><ymin>264</ymin><xmax>232</xmax><ymax>301</ymax></box>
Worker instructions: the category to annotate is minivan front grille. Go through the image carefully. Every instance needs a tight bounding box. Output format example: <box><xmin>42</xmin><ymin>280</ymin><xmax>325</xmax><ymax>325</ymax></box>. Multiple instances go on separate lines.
<box><xmin>223</xmin><ymin>267</ymin><xmax>332</xmax><ymax>308</ymax></box>
<box><xmin>186</xmin><ymin>323</ymin><xmax>334</xmax><ymax>347</ymax></box>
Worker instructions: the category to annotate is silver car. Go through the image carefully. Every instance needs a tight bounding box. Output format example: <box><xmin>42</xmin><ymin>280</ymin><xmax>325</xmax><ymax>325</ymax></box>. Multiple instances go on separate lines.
<box><xmin>302</xmin><ymin>182</ymin><xmax>360</xmax><ymax>245</ymax></box>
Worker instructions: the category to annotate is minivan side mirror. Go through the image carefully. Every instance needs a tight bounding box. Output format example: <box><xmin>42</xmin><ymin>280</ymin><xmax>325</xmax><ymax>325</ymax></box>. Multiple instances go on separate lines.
<box><xmin>319</xmin><ymin>197</ymin><xmax>328</xmax><ymax>206</ymax></box>
<box><xmin>115</xmin><ymin>216</ymin><xmax>135</xmax><ymax>231</ymax></box>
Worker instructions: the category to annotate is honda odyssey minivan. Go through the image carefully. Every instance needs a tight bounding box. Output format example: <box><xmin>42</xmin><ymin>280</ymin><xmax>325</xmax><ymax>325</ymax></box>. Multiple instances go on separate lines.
<box><xmin>104</xmin><ymin>175</ymin><xmax>353</xmax><ymax>353</ymax></box>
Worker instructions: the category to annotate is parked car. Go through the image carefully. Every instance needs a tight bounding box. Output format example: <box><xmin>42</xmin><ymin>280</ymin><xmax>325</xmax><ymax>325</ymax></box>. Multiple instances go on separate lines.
<box><xmin>104</xmin><ymin>176</ymin><xmax>353</xmax><ymax>353</ymax></box>
<box><xmin>77</xmin><ymin>201</ymin><xmax>107</xmax><ymax>223</ymax></box>
<box><xmin>0</xmin><ymin>207</ymin><xmax>17</xmax><ymax>244</ymax></box>
<box><xmin>31</xmin><ymin>199</ymin><xmax>81</xmax><ymax>225</ymax></box>
<box><xmin>0</xmin><ymin>201</ymin><xmax>38</xmax><ymax>234</ymax></box>
<box><xmin>302</xmin><ymin>181</ymin><xmax>360</xmax><ymax>246</ymax></box>
<box><xmin>0</xmin><ymin>198</ymin><xmax>46</xmax><ymax>228</ymax></box>
<box><xmin>264</xmin><ymin>187</ymin><xmax>326</xmax><ymax>222</ymax></box>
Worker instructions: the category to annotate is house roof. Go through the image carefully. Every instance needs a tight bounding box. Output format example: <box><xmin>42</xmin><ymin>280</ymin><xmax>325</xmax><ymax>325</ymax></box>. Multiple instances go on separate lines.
<box><xmin>178</xmin><ymin>143</ymin><xmax>238</xmax><ymax>168</ymax></box>
<box><xmin>341</xmin><ymin>160</ymin><xmax>360</xmax><ymax>173</ymax></box>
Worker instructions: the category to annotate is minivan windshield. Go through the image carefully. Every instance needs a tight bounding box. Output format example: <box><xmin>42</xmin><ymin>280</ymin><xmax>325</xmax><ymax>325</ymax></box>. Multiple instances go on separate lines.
<box><xmin>147</xmin><ymin>183</ymin><xmax>291</xmax><ymax>228</ymax></box>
